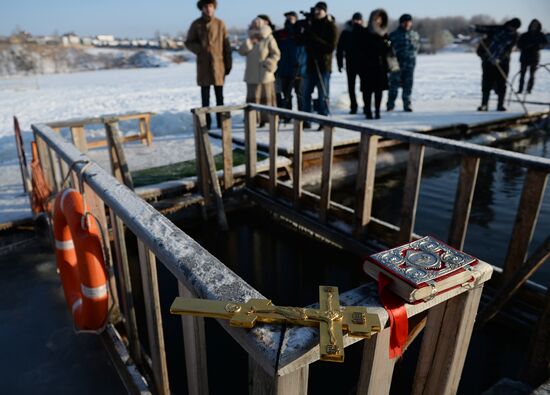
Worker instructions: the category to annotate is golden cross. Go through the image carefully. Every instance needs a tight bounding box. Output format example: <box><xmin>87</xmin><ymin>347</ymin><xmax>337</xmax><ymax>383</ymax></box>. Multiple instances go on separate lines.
<box><xmin>170</xmin><ymin>286</ymin><xmax>381</xmax><ymax>362</ymax></box>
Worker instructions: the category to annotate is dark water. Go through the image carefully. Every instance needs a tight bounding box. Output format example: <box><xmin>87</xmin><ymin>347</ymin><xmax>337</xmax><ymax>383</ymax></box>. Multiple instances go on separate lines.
<box><xmin>148</xmin><ymin>207</ymin><xmax>533</xmax><ymax>395</ymax></box>
<box><xmin>148</xmin><ymin>132</ymin><xmax>549</xmax><ymax>394</ymax></box>
<box><xmin>335</xmin><ymin>132</ymin><xmax>550</xmax><ymax>285</ymax></box>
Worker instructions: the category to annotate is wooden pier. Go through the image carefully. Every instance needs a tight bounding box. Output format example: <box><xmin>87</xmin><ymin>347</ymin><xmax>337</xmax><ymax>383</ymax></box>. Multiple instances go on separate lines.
<box><xmin>23</xmin><ymin>101</ymin><xmax>550</xmax><ymax>394</ymax></box>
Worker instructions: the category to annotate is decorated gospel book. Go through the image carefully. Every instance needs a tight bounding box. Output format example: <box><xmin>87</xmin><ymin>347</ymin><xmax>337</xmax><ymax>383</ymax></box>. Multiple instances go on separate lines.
<box><xmin>364</xmin><ymin>236</ymin><xmax>480</xmax><ymax>303</ymax></box>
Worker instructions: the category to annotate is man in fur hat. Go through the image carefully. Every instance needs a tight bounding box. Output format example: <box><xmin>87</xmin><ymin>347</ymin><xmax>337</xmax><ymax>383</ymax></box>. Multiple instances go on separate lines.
<box><xmin>186</xmin><ymin>0</ymin><xmax>233</xmax><ymax>129</ymax></box>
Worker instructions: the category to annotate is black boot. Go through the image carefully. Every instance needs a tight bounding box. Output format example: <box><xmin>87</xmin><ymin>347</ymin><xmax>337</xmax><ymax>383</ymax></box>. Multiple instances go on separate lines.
<box><xmin>375</xmin><ymin>110</ymin><xmax>381</xmax><ymax>119</ymax></box>
<box><xmin>497</xmin><ymin>94</ymin><xmax>506</xmax><ymax>111</ymax></box>
<box><xmin>365</xmin><ymin>110</ymin><xmax>373</xmax><ymax>120</ymax></box>
<box><xmin>478</xmin><ymin>92</ymin><xmax>489</xmax><ymax>112</ymax></box>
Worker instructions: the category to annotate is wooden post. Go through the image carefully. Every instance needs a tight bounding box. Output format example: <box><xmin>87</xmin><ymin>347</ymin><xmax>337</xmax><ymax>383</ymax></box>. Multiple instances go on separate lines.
<box><xmin>478</xmin><ymin>236</ymin><xmax>550</xmax><ymax>326</ymax></box>
<box><xmin>293</xmin><ymin>120</ymin><xmax>303</xmax><ymax>208</ymax></box>
<box><xmin>178</xmin><ymin>282</ymin><xmax>209</xmax><ymax>395</ymax></box>
<box><xmin>248</xmin><ymin>356</ymin><xmax>309</xmax><ymax>395</ymax></box>
<box><xmin>356</xmin><ymin>328</ymin><xmax>395</xmax><ymax>395</ymax></box>
<box><xmin>319</xmin><ymin>126</ymin><xmax>334</xmax><ymax>224</ymax></box>
<box><xmin>48</xmin><ymin>147</ymin><xmax>62</xmax><ymax>192</ymax></box>
<box><xmin>221</xmin><ymin>111</ymin><xmax>234</xmax><ymax>190</ymax></box>
<box><xmin>268</xmin><ymin>114</ymin><xmax>279</xmax><ymax>195</ymax></box>
<box><xmin>354</xmin><ymin>134</ymin><xmax>379</xmax><ymax>238</ymax></box>
<box><xmin>145</xmin><ymin>114</ymin><xmax>154</xmax><ymax>146</ymax></box>
<box><xmin>245</xmin><ymin>109</ymin><xmax>258</xmax><ymax>185</ymax></box>
<box><xmin>503</xmin><ymin>168</ymin><xmax>548</xmax><ymax>281</ymax></box>
<box><xmin>109</xmin><ymin>209</ymin><xmax>142</xmax><ymax>365</ymax></box>
<box><xmin>34</xmin><ymin>134</ymin><xmax>56</xmax><ymax>193</ymax></box>
<box><xmin>198</xmin><ymin>112</ymin><xmax>228</xmax><ymax>231</ymax></box>
<box><xmin>412</xmin><ymin>286</ymin><xmax>483</xmax><ymax>395</ymax></box>
<box><xmin>398</xmin><ymin>144</ymin><xmax>425</xmax><ymax>244</ymax></box>
<box><xmin>137</xmin><ymin>240</ymin><xmax>170</xmax><ymax>395</ymax></box>
<box><xmin>70</xmin><ymin>126</ymin><xmax>88</xmax><ymax>153</ymax></box>
<box><xmin>83</xmin><ymin>183</ymin><xmax>121</xmax><ymax>320</ymax></box>
<box><xmin>523</xmin><ymin>282</ymin><xmax>550</xmax><ymax>385</ymax></box>
<box><xmin>193</xmin><ymin>113</ymin><xmax>211</xmax><ymax>206</ymax></box>
<box><xmin>105</xmin><ymin>122</ymin><xmax>134</xmax><ymax>189</ymax></box>
<box><xmin>448</xmin><ymin>156</ymin><xmax>480</xmax><ymax>250</ymax></box>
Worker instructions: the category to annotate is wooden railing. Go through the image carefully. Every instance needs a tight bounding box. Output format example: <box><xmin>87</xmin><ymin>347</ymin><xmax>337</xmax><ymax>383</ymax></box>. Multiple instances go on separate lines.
<box><xmin>32</xmin><ymin>114</ymin><xmax>496</xmax><ymax>394</ymax></box>
<box><xmin>193</xmin><ymin>104</ymin><xmax>550</xmax><ymax>282</ymax></box>
<box><xmin>47</xmin><ymin>112</ymin><xmax>155</xmax><ymax>151</ymax></box>
<box><xmin>30</xmin><ymin>103</ymin><xmax>549</xmax><ymax>394</ymax></box>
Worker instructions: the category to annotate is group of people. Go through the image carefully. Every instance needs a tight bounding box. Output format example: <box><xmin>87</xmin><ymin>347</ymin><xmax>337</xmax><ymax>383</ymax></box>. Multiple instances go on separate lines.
<box><xmin>476</xmin><ymin>18</ymin><xmax>547</xmax><ymax>111</ymax></box>
<box><xmin>185</xmin><ymin>0</ymin><xmax>548</xmax><ymax>130</ymax></box>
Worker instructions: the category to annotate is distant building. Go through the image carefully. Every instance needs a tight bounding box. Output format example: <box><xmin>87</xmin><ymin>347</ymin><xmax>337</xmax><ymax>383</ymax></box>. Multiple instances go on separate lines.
<box><xmin>62</xmin><ymin>33</ymin><xmax>81</xmax><ymax>46</ymax></box>
<box><xmin>96</xmin><ymin>35</ymin><xmax>115</xmax><ymax>42</ymax></box>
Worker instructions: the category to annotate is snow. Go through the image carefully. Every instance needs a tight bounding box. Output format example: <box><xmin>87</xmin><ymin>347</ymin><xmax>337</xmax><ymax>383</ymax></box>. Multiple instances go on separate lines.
<box><xmin>0</xmin><ymin>51</ymin><xmax>549</xmax><ymax>225</ymax></box>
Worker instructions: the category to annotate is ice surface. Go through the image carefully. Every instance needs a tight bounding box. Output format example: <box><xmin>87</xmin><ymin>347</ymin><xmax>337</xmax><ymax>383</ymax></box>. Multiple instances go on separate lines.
<box><xmin>0</xmin><ymin>51</ymin><xmax>548</xmax><ymax>224</ymax></box>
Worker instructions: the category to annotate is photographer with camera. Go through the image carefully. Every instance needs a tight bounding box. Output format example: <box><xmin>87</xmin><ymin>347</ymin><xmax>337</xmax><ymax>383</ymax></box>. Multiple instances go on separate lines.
<box><xmin>475</xmin><ymin>18</ymin><xmax>521</xmax><ymax>111</ymax></box>
<box><xmin>299</xmin><ymin>2</ymin><xmax>338</xmax><ymax>129</ymax></box>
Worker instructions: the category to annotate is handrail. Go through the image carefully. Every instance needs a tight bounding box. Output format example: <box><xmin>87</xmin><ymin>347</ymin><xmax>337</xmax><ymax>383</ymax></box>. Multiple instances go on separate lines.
<box><xmin>246</xmin><ymin>104</ymin><xmax>550</xmax><ymax>171</ymax></box>
<box><xmin>193</xmin><ymin>103</ymin><xmax>550</xmax><ymax>170</ymax></box>
<box><xmin>31</xmin><ymin>123</ymin><xmax>282</xmax><ymax>375</ymax></box>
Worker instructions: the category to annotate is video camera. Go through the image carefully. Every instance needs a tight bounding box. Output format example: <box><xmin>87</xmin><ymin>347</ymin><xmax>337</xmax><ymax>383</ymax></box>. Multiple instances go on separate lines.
<box><xmin>299</xmin><ymin>7</ymin><xmax>316</xmax><ymax>22</ymax></box>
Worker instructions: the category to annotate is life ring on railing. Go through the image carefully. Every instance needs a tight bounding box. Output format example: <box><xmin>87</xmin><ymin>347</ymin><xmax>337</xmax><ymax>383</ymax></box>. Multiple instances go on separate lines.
<box><xmin>53</xmin><ymin>188</ymin><xmax>108</xmax><ymax>331</ymax></box>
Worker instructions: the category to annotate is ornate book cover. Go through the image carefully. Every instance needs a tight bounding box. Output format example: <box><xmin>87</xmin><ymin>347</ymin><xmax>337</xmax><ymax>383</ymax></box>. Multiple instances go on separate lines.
<box><xmin>364</xmin><ymin>236</ymin><xmax>480</xmax><ymax>303</ymax></box>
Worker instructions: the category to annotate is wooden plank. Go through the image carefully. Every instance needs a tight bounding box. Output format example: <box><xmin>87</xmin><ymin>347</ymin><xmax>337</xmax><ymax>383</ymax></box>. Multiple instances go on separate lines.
<box><xmin>412</xmin><ymin>286</ymin><xmax>483</xmax><ymax>395</ymax></box>
<box><xmin>221</xmin><ymin>111</ymin><xmax>234</xmax><ymax>190</ymax></box>
<box><xmin>478</xmin><ymin>236</ymin><xmax>550</xmax><ymax>326</ymax></box>
<box><xmin>70</xmin><ymin>126</ymin><xmax>89</xmax><ymax>153</ymax></box>
<box><xmin>503</xmin><ymin>168</ymin><xmax>549</xmax><ymax>281</ymax></box>
<box><xmin>83</xmin><ymin>183</ymin><xmax>121</xmax><ymax>321</ymax></box>
<box><xmin>100</xmin><ymin>325</ymin><xmax>152</xmax><ymax>395</ymax></box>
<box><xmin>523</xmin><ymin>282</ymin><xmax>550</xmax><ymax>385</ymax></box>
<box><xmin>448</xmin><ymin>156</ymin><xmax>480</xmax><ymax>250</ymax></box>
<box><xmin>35</xmin><ymin>134</ymin><xmax>55</xmax><ymax>193</ymax></box>
<box><xmin>356</xmin><ymin>328</ymin><xmax>395</xmax><ymax>395</ymax></box>
<box><xmin>249</xmin><ymin>355</ymin><xmax>309</xmax><ymax>395</ymax></box>
<box><xmin>193</xmin><ymin>113</ymin><xmax>211</xmax><ymax>206</ymax></box>
<box><xmin>145</xmin><ymin>114</ymin><xmax>153</xmax><ymax>146</ymax></box>
<box><xmin>137</xmin><ymin>240</ymin><xmax>170</xmax><ymax>395</ymax></box>
<box><xmin>245</xmin><ymin>109</ymin><xmax>258</xmax><ymax>184</ymax></box>
<box><xmin>109</xmin><ymin>210</ymin><xmax>142</xmax><ymax>365</ymax></box>
<box><xmin>178</xmin><ymin>282</ymin><xmax>209</xmax><ymax>395</ymax></box>
<box><xmin>105</xmin><ymin>122</ymin><xmax>134</xmax><ymax>189</ymax></box>
<box><xmin>268</xmin><ymin>114</ymin><xmax>279</xmax><ymax>195</ymax></box>
<box><xmin>293</xmin><ymin>120</ymin><xmax>303</xmax><ymax>208</ymax></box>
<box><xmin>198</xmin><ymin>113</ymin><xmax>228</xmax><ymax>230</ymax></box>
<box><xmin>319</xmin><ymin>126</ymin><xmax>334</xmax><ymax>224</ymax></box>
<box><xmin>398</xmin><ymin>144</ymin><xmax>425</xmax><ymax>244</ymax></box>
<box><xmin>138</xmin><ymin>117</ymin><xmax>148</xmax><ymax>145</ymax></box>
<box><xmin>354</xmin><ymin>134</ymin><xmax>379</xmax><ymax>238</ymax></box>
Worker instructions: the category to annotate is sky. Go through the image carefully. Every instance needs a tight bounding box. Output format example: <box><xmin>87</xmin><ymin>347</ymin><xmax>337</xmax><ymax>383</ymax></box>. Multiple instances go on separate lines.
<box><xmin>2</xmin><ymin>0</ymin><xmax>549</xmax><ymax>38</ymax></box>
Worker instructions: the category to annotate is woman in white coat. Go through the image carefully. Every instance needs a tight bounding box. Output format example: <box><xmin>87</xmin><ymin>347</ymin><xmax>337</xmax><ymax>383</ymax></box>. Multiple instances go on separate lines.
<box><xmin>239</xmin><ymin>17</ymin><xmax>281</xmax><ymax>125</ymax></box>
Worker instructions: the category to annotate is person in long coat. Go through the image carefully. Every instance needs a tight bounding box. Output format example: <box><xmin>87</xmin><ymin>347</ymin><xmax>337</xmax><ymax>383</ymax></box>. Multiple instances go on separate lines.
<box><xmin>239</xmin><ymin>17</ymin><xmax>281</xmax><ymax>125</ymax></box>
<box><xmin>360</xmin><ymin>9</ymin><xmax>391</xmax><ymax>119</ymax></box>
<box><xmin>337</xmin><ymin>12</ymin><xmax>365</xmax><ymax>114</ymax></box>
<box><xmin>518</xmin><ymin>19</ymin><xmax>548</xmax><ymax>94</ymax></box>
<box><xmin>185</xmin><ymin>0</ymin><xmax>233</xmax><ymax>129</ymax></box>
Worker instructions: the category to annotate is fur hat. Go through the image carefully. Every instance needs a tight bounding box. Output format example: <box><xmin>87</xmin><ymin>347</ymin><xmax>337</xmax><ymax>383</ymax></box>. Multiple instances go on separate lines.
<box><xmin>197</xmin><ymin>0</ymin><xmax>217</xmax><ymax>11</ymax></box>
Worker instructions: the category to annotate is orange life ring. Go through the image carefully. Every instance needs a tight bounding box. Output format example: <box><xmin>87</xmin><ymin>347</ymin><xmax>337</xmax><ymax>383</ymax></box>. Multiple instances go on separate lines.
<box><xmin>53</xmin><ymin>188</ymin><xmax>109</xmax><ymax>331</ymax></box>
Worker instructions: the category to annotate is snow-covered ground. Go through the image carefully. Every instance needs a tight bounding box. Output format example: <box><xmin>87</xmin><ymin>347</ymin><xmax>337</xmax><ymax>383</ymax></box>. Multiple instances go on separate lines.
<box><xmin>0</xmin><ymin>51</ymin><xmax>549</xmax><ymax>224</ymax></box>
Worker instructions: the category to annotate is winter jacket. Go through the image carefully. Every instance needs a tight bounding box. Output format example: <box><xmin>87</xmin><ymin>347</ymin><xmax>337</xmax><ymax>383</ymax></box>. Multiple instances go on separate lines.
<box><xmin>518</xmin><ymin>20</ymin><xmax>548</xmax><ymax>65</ymax></box>
<box><xmin>274</xmin><ymin>24</ymin><xmax>307</xmax><ymax>78</ymax></box>
<box><xmin>488</xmin><ymin>28</ymin><xmax>518</xmax><ymax>65</ymax></box>
<box><xmin>186</xmin><ymin>16</ymin><xmax>233</xmax><ymax>87</ymax></box>
<box><xmin>303</xmin><ymin>15</ymin><xmax>338</xmax><ymax>74</ymax></box>
<box><xmin>360</xmin><ymin>9</ymin><xmax>391</xmax><ymax>92</ymax></box>
<box><xmin>389</xmin><ymin>26</ymin><xmax>420</xmax><ymax>69</ymax></box>
<box><xmin>239</xmin><ymin>25</ymin><xmax>281</xmax><ymax>85</ymax></box>
<box><xmin>336</xmin><ymin>21</ymin><xmax>365</xmax><ymax>72</ymax></box>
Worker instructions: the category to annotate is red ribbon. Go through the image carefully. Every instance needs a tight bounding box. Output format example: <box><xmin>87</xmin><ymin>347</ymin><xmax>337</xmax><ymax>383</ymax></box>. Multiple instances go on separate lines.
<box><xmin>378</xmin><ymin>273</ymin><xmax>409</xmax><ymax>359</ymax></box>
